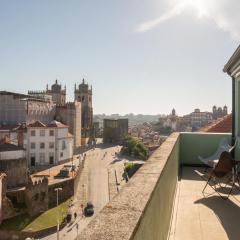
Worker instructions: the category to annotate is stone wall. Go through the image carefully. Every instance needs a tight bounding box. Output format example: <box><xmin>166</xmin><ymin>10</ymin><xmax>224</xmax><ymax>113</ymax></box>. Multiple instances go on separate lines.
<box><xmin>56</xmin><ymin>101</ymin><xmax>81</xmax><ymax>148</ymax></box>
<box><xmin>1</xmin><ymin>176</ymin><xmax>17</xmax><ymax>221</ymax></box>
<box><xmin>25</xmin><ymin>177</ymin><xmax>48</xmax><ymax>217</ymax></box>
<box><xmin>48</xmin><ymin>178</ymin><xmax>74</xmax><ymax>207</ymax></box>
<box><xmin>103</xmin><ymin>119</ymin><xmax>128</xmax><ymax>143</ymax></box>
<box><xmin>0</xmin><ymin>157</ymin><xmax>28</xmax><ymax>189</ymax></box>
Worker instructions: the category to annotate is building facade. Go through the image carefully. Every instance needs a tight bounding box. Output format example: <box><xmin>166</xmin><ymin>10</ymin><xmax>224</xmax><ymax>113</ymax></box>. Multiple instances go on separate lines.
<box><xmin>0</xmin><ymin>91</ymin><xmax>56</xmax><ymax>125</ymax></box>
<box><xmin>0</xmin><ymin>143</ymin><xmax>27</xmax><ymax>188</ymax></box>
<box><xmin>56</xmin><ymin>101</ymin><xmax>81</xmax><ymax>148</ymax></box>
<box><xmin>30</xmin><ymin>80</ymin><xmax>82</xmax><ymax>148</ymax></box>
<box><xmin>103</xmin><ymin>119</ymin><xmax>128</xmax><ymax>143</ymax></box>
<box><xmin>26</xmin><ymin>121</ymin><xmax>73</xmax><ymax>167</ymax></box>
<box><xmin>75</xmin><ymin>79</ymin><xmax>93</xmax><ymax>138</ymax></box>
<box><xmin>46</xmin><ymin>79</ymin><xmax>66</xmax><ymax>106</ymax></box>
<box><xmin>212</xmin><ymin>105</ymin><xmax>228</xmax><ymax>120</ymax></box>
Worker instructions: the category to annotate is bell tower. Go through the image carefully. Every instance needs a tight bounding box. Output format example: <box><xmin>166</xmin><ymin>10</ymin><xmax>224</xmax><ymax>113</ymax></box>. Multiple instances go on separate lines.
<box><xmin>75</xmin><ymin>79</ymin><xmax>93</xmax><ymax>137</ymax></box>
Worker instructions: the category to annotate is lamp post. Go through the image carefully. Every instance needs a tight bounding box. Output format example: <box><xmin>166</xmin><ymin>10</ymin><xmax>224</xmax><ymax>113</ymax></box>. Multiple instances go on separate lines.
<box><xmin>76</xmin><ymin>223</ymin><xmax>79</xmax><ymax>238</ymax></box>
<box><xmin>54</xmin><ymin>187</ymin><xmax>62</xmax><ymax>240</ymax></box>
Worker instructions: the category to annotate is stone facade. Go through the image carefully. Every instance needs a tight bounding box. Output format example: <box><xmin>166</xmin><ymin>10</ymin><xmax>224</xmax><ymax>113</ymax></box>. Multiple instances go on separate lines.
<box><xmin>30</xmin><ymin>80</ymin><xmax>82</xmax><ymax>148</ymax></box>
<box><xmin>212</xmin><ymin>105</ymin><xmax>228</xmax><ymax>120</ymax></box>
<box><xmin>75</xmin><ymin>79</ymin><xmax>93</xmax><ymax>138</ymax></box>
<box><xmin>25</xmin><ymin>177</ymin><xmax>48</xmax><ymax>217</ymax></box>
<box><xmin>56</xmin><ymin>101</ymin><xmax>81</xmax><ymax>148</ymax></box>
<box><xmin>46</xmin><ymin>79</ymin><xmax>66</xmax><ymax>106</ymax></box>
<box><xmin>0</xmin><ymin>143</ymin><xmax>27</xmax><ymax>188</ymax></box>
<box><xmin>1</xmin><ymin>174</ymin><xmax>16</xmax><ymax>222</ymax></box>
<box><xmin>103</xmin><ymin>119</ymin><xmax>128</xmax><ymax>143</ymax></box>
<box><xmin>0</xmin><ymin>91</ymin><xmax>56</xmax><ymax>125</ymax></box>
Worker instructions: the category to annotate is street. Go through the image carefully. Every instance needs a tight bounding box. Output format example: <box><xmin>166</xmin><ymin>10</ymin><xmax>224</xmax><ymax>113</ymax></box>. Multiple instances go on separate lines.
<box><xmin>41</xmin><ymin>142</ymin><xmax>124</xmax><ymax>240</ymax></box>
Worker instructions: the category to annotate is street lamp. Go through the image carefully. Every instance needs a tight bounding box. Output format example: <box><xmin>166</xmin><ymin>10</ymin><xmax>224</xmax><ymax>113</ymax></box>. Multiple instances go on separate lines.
<box><xmin>54</xmin><ymin>187</ymin><xmax>62</xmax><ymax>240</ymax></box>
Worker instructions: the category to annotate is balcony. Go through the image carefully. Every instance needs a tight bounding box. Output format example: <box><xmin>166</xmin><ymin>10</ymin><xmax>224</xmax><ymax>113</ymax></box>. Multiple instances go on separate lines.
<box><xmin>77</xmin><ymin>132</ymin><xmax>240</xmax><ymax>240</ymax></box>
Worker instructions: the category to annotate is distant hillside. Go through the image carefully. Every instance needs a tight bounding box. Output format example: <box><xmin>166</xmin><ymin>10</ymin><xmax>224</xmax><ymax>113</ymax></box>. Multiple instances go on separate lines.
<box><xmin>94</xmin><ymin>114</ymin><xmax>165</xmax><ymax>127</ymax></box>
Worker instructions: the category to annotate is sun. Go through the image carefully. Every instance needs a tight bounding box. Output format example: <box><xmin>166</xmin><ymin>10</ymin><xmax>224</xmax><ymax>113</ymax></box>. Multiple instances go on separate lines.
<box><xmin>182</xmin><ymin>0</ymin><xmax>208</xmax><ymax>18</ymax></box>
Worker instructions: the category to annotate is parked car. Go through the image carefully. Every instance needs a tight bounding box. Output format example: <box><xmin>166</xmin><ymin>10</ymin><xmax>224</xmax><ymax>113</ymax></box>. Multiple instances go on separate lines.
<box><xmin>54</xmin><ymin>167</ymin><xmax>70</xmax><ymax>178</ymax></box>
<box><xmin>84</xmin><ymin>201</ymin><xmax>94</xmax><ymax>216</ymax></box>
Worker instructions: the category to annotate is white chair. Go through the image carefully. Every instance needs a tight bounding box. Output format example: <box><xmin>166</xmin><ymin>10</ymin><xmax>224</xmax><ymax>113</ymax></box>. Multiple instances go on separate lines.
<box><xmin>198</xmin><ymin>138</ymin><xmax>234</xmax><ymax>167</ymax></box>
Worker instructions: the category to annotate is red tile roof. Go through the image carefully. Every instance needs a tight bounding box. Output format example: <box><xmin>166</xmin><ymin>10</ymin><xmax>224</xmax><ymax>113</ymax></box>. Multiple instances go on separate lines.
<box><xmin>28</xmin><ymin>120</ymin><xmax>68</xmax><ymax>128</ymax></box>
<box><xmin>46</xmin><ymin>121</ymin><xmax>68</xmax><ymax>128</ymax></box>
<box><xmin>28</xmin><ymin>121</ymin><xmax>46</xmax><ymax>128</ymax></box>
<box><xmin>199</xmin><ymin>114</ymin><xmax>232</xmax><ymax>133</ymax></box>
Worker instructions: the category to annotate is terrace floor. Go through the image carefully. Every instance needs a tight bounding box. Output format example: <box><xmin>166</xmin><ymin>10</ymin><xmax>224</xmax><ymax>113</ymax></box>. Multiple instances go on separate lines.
<box><xmin>169</xmin><ymin>167</ymin><xmax>240</xmax><ymax>240</ymax></box>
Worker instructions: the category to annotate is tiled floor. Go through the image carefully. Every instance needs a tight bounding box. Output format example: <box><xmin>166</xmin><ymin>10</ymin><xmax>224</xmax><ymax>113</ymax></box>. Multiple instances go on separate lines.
<box><xmin>169</xmin><ymin>167</ymin><xmax>240</xmax><ymax>240</ymax></box>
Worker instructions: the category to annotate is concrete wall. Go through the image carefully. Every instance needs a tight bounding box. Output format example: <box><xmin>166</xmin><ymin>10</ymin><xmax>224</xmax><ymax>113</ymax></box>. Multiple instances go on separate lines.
<box><xmin>78</xmin><ymin>133</ymin><xmax>180</xmax><ymax>240</ymax></box>
<box><xmin>132</xmin><ymin>134</ymin><xmax>180</xmax><ymax>240</ymax></box>
<box><xmin>180</xmin><ymin>132</ymin><xmax>231</xmax><ymax>165</ymax></box>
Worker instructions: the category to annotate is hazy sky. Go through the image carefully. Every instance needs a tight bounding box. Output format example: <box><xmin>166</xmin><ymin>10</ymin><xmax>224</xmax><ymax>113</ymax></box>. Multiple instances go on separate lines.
<box><xmin>0</xmin><ymin>0</ymin><xmax>239</xmax><ymax>115</ymax></box>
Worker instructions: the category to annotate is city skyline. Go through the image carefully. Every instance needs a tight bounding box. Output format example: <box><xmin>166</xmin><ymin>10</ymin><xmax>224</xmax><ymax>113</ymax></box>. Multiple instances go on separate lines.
<box><xmin>0</xmin><ymin>0</ymin><xmax>239</xmax><ymax>115</ymax></box>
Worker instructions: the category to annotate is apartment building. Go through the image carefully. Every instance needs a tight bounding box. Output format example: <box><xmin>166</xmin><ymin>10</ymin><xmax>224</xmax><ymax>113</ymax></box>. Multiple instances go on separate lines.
<box><xmin>26</xmin><ymin>120</ymin><xmax>73</xmax><ymax>166</ymax></box>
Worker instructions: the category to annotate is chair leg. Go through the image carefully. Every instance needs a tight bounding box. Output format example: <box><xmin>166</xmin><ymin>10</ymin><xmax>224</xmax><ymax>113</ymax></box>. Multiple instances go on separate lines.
<box><xmin>227</xmin><ymin>181</ymin><xmax>235</xmax><ymax>199</ymax></box>
<box><xmin>202</xmin><ymin>175</ymin><xmax>212</xmax><ymax>194</ymax></box>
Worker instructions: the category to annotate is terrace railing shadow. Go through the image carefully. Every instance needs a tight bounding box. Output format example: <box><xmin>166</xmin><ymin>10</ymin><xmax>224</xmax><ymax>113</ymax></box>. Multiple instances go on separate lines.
<box><xmin>195</xmin><ymin>196</ymin><xmax>240</xmax><ymax>240</ymax></box>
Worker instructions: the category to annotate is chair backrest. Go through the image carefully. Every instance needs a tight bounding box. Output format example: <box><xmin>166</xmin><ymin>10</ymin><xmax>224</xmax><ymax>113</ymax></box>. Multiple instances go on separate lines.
<box><xmin>213</xmin><ymin>151</ymin><xmax>233</xmax><ymax>178</ymax></box>
<box><xmin>209</xmin><ymin>138</ymin><xmax>231</xmax><ymax>161</ymax></box>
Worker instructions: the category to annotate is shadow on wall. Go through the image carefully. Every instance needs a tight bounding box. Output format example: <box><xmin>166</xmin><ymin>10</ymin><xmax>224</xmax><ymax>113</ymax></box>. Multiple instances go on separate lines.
<box><xmin>195</xmin><ymin>196</ymin><xmax>240</xmax><ymax>240</ymax></box>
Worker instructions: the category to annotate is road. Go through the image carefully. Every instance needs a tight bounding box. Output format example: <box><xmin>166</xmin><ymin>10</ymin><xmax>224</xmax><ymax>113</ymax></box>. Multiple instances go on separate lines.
<box><xmin>41</xmin><ymin>142</ymin><xmax>123</xmax><ymax>240</ymax></box>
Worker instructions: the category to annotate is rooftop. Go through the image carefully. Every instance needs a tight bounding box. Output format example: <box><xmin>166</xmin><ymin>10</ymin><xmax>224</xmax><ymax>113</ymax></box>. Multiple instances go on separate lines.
<box><xmin>28</xmin><ymin>120</ymin><xmax>68</xmax><ymax>128</ymax></box>
<box><xmin>77</xmin><ymin>132</ymin><xmax>240</xmax><ymax>240</ymax></box>
<box><xmin>199</xmin><ymin>114</ymin><xmax>232</xmax><ymax>133</ymax></box>
<box><xmin>170</xmin><ymin>167</ymin><xmax>240</xmax><ymax>240</ymax></box>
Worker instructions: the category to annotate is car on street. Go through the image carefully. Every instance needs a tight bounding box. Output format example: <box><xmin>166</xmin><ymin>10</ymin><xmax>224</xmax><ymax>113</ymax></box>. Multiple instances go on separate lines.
<box><xmin>84</xmin><ymin>201</ymin><xmax>94</xmax><ymax>217</ymax></box>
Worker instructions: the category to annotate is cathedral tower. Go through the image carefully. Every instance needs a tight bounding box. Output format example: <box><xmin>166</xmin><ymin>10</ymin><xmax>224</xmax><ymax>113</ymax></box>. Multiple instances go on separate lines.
<box><xmin>74</xmin><ymin>79</ymin><xmax>93</xmax><ymax>137</ymax></box>
<box><xmin>46</xmin><ymin>79</ymin><xmax>66</xmax><ymax>106</ymax></box>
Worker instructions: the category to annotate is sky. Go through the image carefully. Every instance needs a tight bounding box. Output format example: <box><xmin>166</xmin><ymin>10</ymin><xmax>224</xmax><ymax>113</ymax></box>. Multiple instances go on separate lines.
<box><xmin>0</xmin><ymin>0</ymin><xmax>239</xmax><ymax>115</ymax></box>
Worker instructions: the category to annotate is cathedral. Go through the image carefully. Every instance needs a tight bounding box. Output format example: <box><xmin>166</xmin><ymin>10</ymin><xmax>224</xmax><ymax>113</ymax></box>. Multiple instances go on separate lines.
<box><xmin>28</xmin><ymin>78</ymin><xmax>94</xmax><ymax>148</ymax></box>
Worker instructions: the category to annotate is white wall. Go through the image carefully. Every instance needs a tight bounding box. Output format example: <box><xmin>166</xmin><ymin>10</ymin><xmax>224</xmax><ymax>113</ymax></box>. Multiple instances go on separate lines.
<box><xmin>0</xmin><ymin>150</ymin><xmax>25</xmax><ymax>160</ymax></box>
<box><xmin>57</xmin><ymin>137</ymin><xmax>73</xmax><ymax>163</ymax></box>
<box><xmin>26</xmin><ymin>128</ymin><xmax>56</xmax><ymax>166</ymax></box>
<box><xmin>26</xmin><ymin>127</ymin><xmax>73</xmax><ymax>166</ymax></box>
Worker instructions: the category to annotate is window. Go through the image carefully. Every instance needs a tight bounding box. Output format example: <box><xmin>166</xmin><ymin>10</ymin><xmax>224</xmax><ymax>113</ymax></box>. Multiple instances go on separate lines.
<box><xmin>49</xmin><ymin>152</ymin><xmax>54</xmax><ymax>164</ymax></box>
<box><xmin>40</xmin><ymin>142</ymin><xmax>45</xmax><ymax>149</ymax></box>
<box><xmin>49</xmin><ymin>130</ymin><xmax>54</xmax><ymax>136</ymax></box>
<box><xmin>31</xmin><ymin>130</ymin><xmax>35</xmax><ymax>136</ymax></box>
<box><xmin>40</xmin><ymin>129</ymin><xmax>45</xmax><ymax>136</ymax></box>
<box><xmin>49</xmin><ymin>142</ymin><xmax>54</xmax><ymax>149</ymax></box>
<box><xmin>39</xmin><ymin>153</ymin><xmax>45</xmax><ymax>163</ymax></box>
<box><xmin>60</xmin><ymin>152</ymin><xmax>63</xmax><ymax>157</ymax></box>
<box><xmin>30</xmin><ymin>142</ymin><xmax>36</xmax><ymax>149</ymax></box>
<box><xmin>30</xmin><ymin>153</ymin><xmax>35</xmax><ymax>166</ymax></box>
<box><xmin>62</xmin><ymin>140</ymin><xmax>66</xmax><ymax>150</ymax></box>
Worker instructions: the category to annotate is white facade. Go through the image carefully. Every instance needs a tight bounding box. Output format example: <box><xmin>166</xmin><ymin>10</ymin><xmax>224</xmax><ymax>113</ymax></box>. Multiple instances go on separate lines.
<box><xmin>0</xmin><ymin>150</ymin><xmax>25</xmax><ymax>160</ymax></box>
<box><xmin>25</xmin><ymin>121</ymin><xmax>73</xmax><ymax>166</ymax></box>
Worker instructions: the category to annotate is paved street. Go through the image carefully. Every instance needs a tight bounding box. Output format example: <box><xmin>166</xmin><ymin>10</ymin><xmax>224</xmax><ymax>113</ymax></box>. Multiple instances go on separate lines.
<box><xmin>41</xmin><ymin>142</ymin><xmax>125</xmax><ymax>240</ymax></box>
